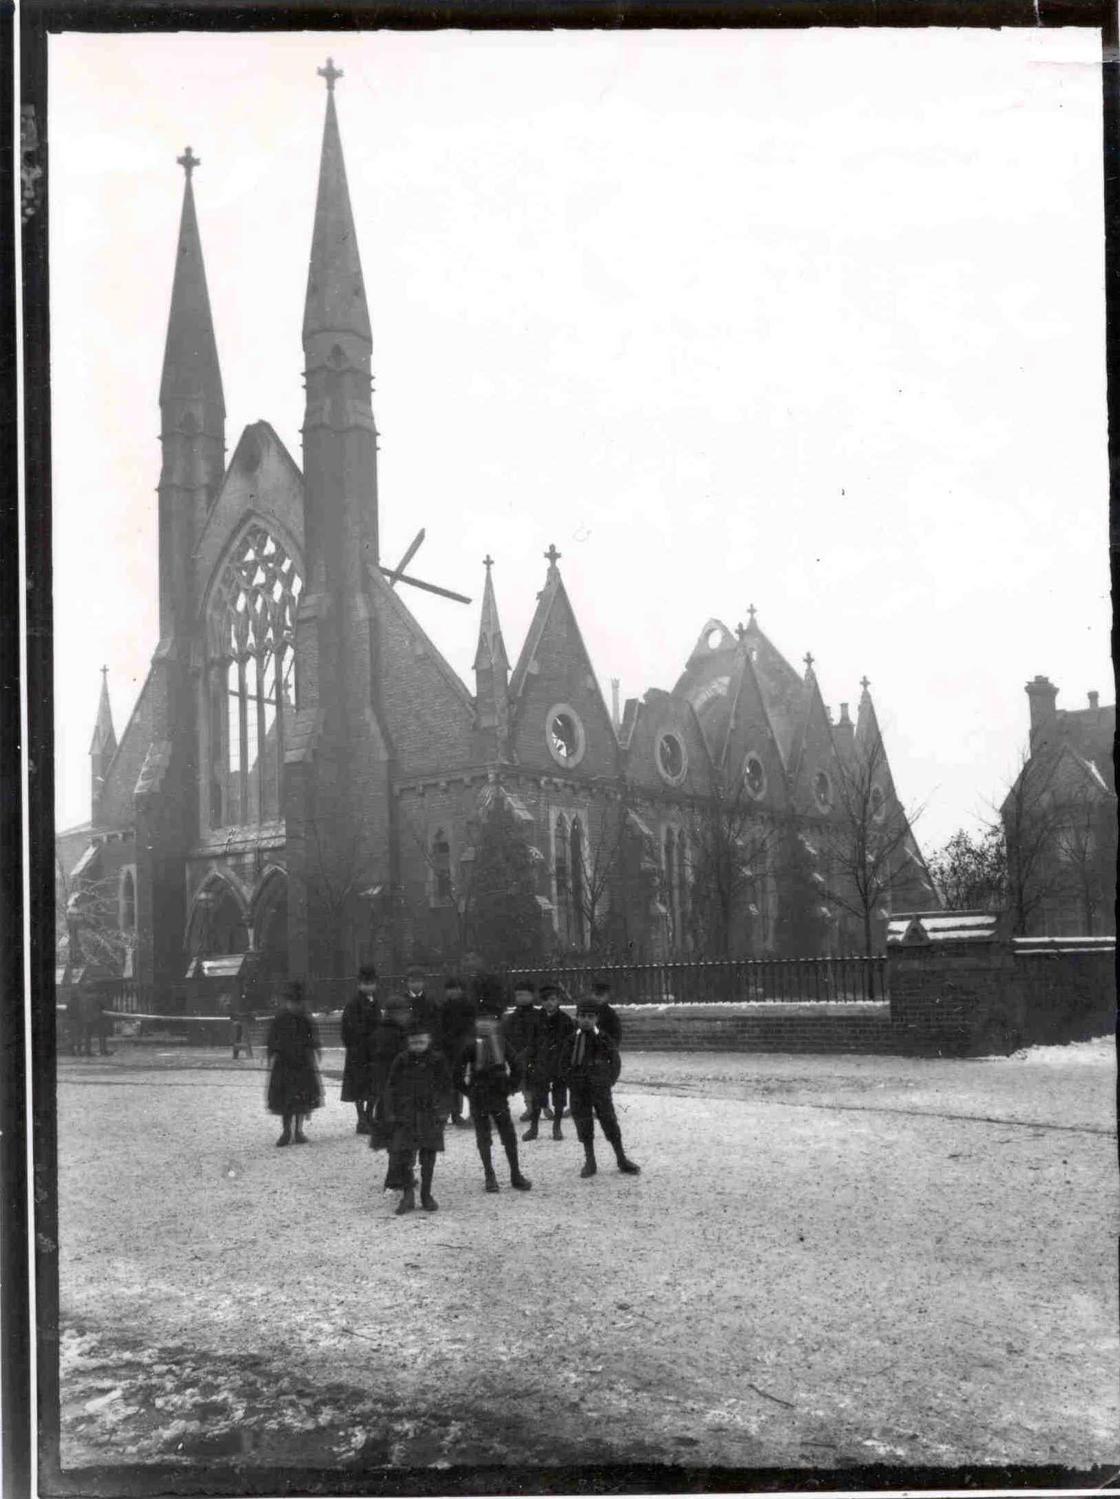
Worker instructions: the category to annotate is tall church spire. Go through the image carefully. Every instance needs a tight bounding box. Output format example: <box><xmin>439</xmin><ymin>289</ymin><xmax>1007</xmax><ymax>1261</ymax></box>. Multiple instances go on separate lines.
<box><xmin>303</xmin><ymin>69</ymin><xmax>372</xmax><ymax>348</ymax></box>
<box><xmin>160</xmin><ymin>147</ymin><xmax>225</xmax><ymax>426</ymax></box>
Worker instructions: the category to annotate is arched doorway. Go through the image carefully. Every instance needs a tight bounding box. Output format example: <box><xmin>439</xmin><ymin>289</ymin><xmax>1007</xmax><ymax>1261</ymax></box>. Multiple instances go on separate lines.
<box><xmin>253</xmin><ymin>870</ymin><xmax>289</xmax><ymax>980</ymax></box>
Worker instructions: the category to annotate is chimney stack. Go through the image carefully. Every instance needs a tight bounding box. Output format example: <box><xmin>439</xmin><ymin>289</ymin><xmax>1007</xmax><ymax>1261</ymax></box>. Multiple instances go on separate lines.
<box><xmin>1088</xmin><ymin>690</ymin><xmax>1100</xmax><ymax>710</ymax></box>
<box><xmin>1025</xmin><ymin>675</ymin><xmax>1059</xmax><ymax>746</ymax></box>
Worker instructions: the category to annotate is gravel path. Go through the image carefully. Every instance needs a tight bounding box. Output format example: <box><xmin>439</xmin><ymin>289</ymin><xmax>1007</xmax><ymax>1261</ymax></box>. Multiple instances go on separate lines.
<box><xmin>55</xmin><ymin>1042</ymin><xmax>1118</xmax><ymax>1473</ymax></box>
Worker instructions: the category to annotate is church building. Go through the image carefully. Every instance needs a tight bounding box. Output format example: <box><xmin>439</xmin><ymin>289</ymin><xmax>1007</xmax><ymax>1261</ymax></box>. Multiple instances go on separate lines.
<box><xmin>64</xmin><ymin>65</ymin><xmax>934</xmax><ymax>999</ymax></box>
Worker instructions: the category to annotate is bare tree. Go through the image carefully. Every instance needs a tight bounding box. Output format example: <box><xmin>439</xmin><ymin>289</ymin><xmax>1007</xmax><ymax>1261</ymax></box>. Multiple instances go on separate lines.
<box><xmin>56</xmin><ymin>845</ymin><xmax>134</xmax><ymax>974</ymax></box>
<box><xmin>997</xmin><ymin>752</ymin><xmax>1073</xmax><ymax>937</ymax></box>
<box><xmin>1054</xmin><ymin>798</ymin><xmax>1117</xmax><ymax>935</ymax></box>
<box><xmin>686</xmin><ymin>769</ymin><xmax>775</xmax><ymax>959</ymax></box>
<box><xmin>928</xmin><ymin>826</ymin><xmax>1007</xmax><ymax>912</ymax></box>
<box><xmin>816</xmin><ymin>735</ymin><xmax>925</xmax><ymax>958</ymax></box>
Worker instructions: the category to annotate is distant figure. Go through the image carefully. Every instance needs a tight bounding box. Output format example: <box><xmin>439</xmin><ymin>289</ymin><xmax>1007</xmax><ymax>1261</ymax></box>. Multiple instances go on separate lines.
<box><xmin>231</xmin><ymin>988</ymin><xmax>254</xmax><ymax>1060</ymax></box>
<box><xmin>440</xmin><ymin>975</ymin><xmax>477</xmax><ymax>1127</ymax></box>
<box><xmin>340</xmin><ymin>964</ymin><xmax>381</xmax><ymax>1134</ymax></box>
<box><xmin>454</xmin><ymin>977</ymin><xmax>532</xmax><ymax>1194</ymax></box>
<box><xmin>502</xmin><ymin>980</ymin><xmax>540</xmax><ymax>1122</ymax></box>
<box><xmin>591</xmin><ymin>978</ymin><xmax>622</xmax><ymax>1048</ymax></box>
<box><xmin>382</xmin><ymin>1021</ymin><xmax>452</xmax><ymax>1215</ymax></box>
<box><xmin>403</xmin><ymin>966</ymin><xmax>437</xmax><ymax>1031</ymax></box>
<box><xmin>560</xmin><ymin>996</ymin><xmax>640</xmax><ymax>1179</ymax></box>
<box><xmin>66</xmin><ymin>987</ymin><xmax>86</xmax><ymax>1056</ymax></box>
<box><xmin>523</xmin><ymin>983</ymin><xmax>575</xmax><ymax>1142</ymax></box>
<box><xmin>265</xmin><ymin>981</ymin><xmax>323</xmax><ymax>1147</ymax></box>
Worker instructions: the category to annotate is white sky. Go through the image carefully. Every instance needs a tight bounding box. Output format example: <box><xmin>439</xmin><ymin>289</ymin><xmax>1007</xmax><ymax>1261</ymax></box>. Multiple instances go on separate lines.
<box><xmin>48</xmin><ymin>27</ymin><xmax>1110</xmax><ymax>850</ymax></box>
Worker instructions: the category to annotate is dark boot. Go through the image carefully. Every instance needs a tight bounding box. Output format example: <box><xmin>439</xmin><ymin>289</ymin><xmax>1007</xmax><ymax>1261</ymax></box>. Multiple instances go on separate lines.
<box><xmin>293</xmin><ymin>1120</ymin><xmax>309</xmax><ymax>1144</ymax></box>
<box><xmin>420</xmin><ymin>1155</ymin><xmax>438</xmax><ymax>1211</ymax></box>
<box><xmin>396</xmin><ymin>1186</ymin><xmax>416</xmax><ymax>1215</ymax></box>
<box><xmin>552</xmin><ymin>1118</ymin><xmax>564</xmax><ymax>1140</ymax></box>
<box><xmin>606</xmin><ymin>1128</ymin><xmax>640</xmax><ymax>1174</ymax></box>
<box><xmin>510</xmin><ymin>1170</ymin><xmax>532</xmax><ymax>1190</ymax></box>
<box><xmin>276</xmin><ymin>1115</ymin><xmax>293</xmax><ymax>1148</ymax></box>
<box><xmin>579</xmin><ymin>1133</ymin><xmax>597</xmax><ymax>1178</ymax></box>
<box><xmin>481</xmin><ymin>1146</ymin><xmax>499</xmax><ymax>1192</ymax></box>
<box><xmin>500</xmin><ymin>1120</ymin><xmax>531</xmax><ymax>1188</ymax></box>
<box><xmin>522</xmin><ymin>1110</ymin><xmax>540</xmax><ymax>1142</ymax></box>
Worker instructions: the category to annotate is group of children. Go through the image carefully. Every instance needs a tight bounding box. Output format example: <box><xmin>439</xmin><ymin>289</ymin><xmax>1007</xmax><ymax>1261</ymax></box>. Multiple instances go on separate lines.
<box><xmin>264</xmin><ymin>966</ymin><xmax>640</xmax><ymax>1215</ymax></box>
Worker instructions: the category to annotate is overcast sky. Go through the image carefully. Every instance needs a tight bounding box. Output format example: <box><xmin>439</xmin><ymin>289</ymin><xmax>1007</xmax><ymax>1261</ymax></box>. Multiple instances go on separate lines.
<box><xmin>48</xmin><ymin>27</ymin><xmax>1109</xmax><ymax>849</ymax></box>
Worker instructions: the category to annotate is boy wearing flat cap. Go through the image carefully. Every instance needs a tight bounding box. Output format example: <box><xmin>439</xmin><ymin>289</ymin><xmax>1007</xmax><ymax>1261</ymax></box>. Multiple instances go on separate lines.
<box><xmin>560</xmin><ymin>997</ymin><xmax>640</xmax><ymax>1178</ymax></box>
<box><xmin>523</xmin><ymin>983</ymin><xmax>575</xmax><ymax>1142</ymax></box>
<box><xmin>454</xmin><ymin>976</ymin><xmax>532</xmax><ymax>1194</ymax></box>
<box><xmin>381</xmin><ymin>1020</ymin><xmax>452</xmax><ymax>1215</ymax></box>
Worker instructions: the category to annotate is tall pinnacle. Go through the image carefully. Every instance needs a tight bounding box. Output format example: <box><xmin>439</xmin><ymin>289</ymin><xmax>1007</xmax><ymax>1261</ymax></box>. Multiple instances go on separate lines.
<box><xmin>303</xmin><ymin>67</ymin><xmax>372</xmax><ymax>346</ymax></box>
<box><xmin>90</xmin><ymin>667</ymin><xmax>117</xmax><ymax>757</ymax></box>
<box><xmin>160</xmin><ymin>150</ymin><xmax>225</xmax><ymax>418</ymax></box>
<box><xmin>473</xmin><ymin>556</ymin><xmax>509</xmax><ymax>673</ymax></box>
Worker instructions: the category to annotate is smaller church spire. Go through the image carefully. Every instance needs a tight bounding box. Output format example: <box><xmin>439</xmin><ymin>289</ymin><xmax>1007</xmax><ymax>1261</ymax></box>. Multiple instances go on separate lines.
<box><xmin>474</xmin><ymin>557</ymin><xmax>510</xmax><ymax>759</ymax></box>
<box><xmin>90</xmin><ymin>666</ymin><xmax>117</xmax><ymax>757</ymax></box>
<box><xmin>160</xmin><ymin>148</ymin><xmax>225</xmax><ymax>419</ymax></box>
<box><xmin>473</xmin><ymin>556</ymin><xmax>509</xmax><ymax>673</ymax></box>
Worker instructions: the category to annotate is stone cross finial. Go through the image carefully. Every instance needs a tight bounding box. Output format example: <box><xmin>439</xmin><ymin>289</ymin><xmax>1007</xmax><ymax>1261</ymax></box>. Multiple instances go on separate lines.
<box><xmin>747</xmin><ymin>603</ymin><xmax>757</xmax><ymax>622</ymax></box>
<box><xmin>483</xmin><ymin>554</ymin><xmax>494</xmax><ymax>570</ymax></box>
<box><xmin>177</xmin><ymin>146</ymin><xmax>200</xmax><ymax>179</ymax></box>
<box><xmin>100</xmin><ymin>664</ymin><xmax>108</xmax><ymax>678</ymax></box>
<box><xmin>318</xmin><ymin>58</ymin><xmax>343</xmax><ymax>93</ymax></box>
<box><xmin>804</xmin><ymin>652</ymin><xmax>815</xmax><ymax>671</ymax></box>
<box><xmin>735</xmin><ymin>623</ymin><xmax>747</xmax><ymax>643</ymax></box>
<box><xmin>544</xmin><ymin>543</ymin><xmax>562</xmax><ymax>568</ymax></box>
<box><xmin>860</xmin><ymin>675</ymin><xmax>871</xmax><ymax>691</ymax></box>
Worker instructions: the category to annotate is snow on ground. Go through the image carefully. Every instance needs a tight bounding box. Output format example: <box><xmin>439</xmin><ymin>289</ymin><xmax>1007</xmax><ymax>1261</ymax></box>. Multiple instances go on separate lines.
<box><xmin>53</xmin><ymin>1044</ymin><xmax>1118</xmax><ymax>1475</ymax></box>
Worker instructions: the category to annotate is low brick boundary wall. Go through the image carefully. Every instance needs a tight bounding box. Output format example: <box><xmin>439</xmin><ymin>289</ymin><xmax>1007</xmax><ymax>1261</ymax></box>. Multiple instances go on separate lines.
<box><xmin>612</xmin><ymin>1002</ymin><xmax>894</xmax><ymax>1054</ymax></box>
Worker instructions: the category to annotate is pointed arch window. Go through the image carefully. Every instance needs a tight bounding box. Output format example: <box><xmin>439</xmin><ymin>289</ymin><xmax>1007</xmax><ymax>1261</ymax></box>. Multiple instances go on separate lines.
<box><xmin>120</xmin><ymin>869</ymin><xmax>136</xmax><ymax>933</ymax></box>
<box><xmin>569</xmin><ymin>818</ymin><xmax>587</xmax><ymax>949</ymax></box>
<box><xmin>553</xmin><ymin>814</ymin><xmax>572</xmax><ymax>944</ymax></box>
<box><xmin>205</xmin><ymin>526</ymin><xmax>302</xmax><ymax>830</ymax></box>
<box><xmin>431</xmin><ymin>829</ymin><xmax>452</xmax><ymax>904</ymax></box>
<box><xmin>663</xmin><ymin>828</ymin><xmax>677</xmax><ymax>949</ymax></box>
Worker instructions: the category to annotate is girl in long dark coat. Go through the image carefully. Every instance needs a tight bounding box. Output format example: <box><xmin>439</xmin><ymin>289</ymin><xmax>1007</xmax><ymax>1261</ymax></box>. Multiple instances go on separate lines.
<box><xmin>266</xmin><ymin>982</ymin><xmax>323</xmax><ymax>1147</ymax></box>
<box><xmin>340</xmin><ymin>965</ymin><xmax>381</xmax><ymax>1134</ymax></box>
<box><xmin>381</xmin><ymin>1022</ymin><xmax>452</xmax><ymax>1215</ymax></box>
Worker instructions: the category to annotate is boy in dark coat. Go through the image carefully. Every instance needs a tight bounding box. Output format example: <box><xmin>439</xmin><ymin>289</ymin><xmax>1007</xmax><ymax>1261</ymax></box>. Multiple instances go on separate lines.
<box><xmin>340</xmin><ymin>964</ymin><xmax>381</xmax><ymax>1133</ymax></box>
<box><xmin>591</xmin><ymin>978</ymin><xmax>622</xmax><ymax>1048</ymax></box>
<box><xmin>523</xmin><ymin>984</ymin><xmax>576</xmax><ymax>1142</ymax></box>
<box><xmin>404</xmin><ymin>966</ymin><xmax>437</xmax><ymax>1032</ymax></box>
<box><xmin>454</xmin><ymin>982</ymin><xmax>532</xmax><ymax>1194</ymax></box>
<box><xmin>266</xmin><ymin>981</ymin><xmax>323</xmax><ymax>1147</ymax></box>
<box><xmin>560</xmin><ymin>997</ymin><xmax>640</xmax><ymax>1178</ymax></box>
<box><xmin>440</xmin><ymin>976</ymin><xmax>477</xmax><ymax>1126</ymax></box>
<box><xmin>382</xmin><ymin>1022</ymin><xmax>452</xmax><ymax>1215</ymax></box>
<box><xmin>502</xmin><ymin>981</ymin><xmax>540</xmax><ymax>1121</ymax></box>
<box><xmin>366</xmin><ymin>995</ymin><xmax>410</xmax><ymax>1149</ymax></box>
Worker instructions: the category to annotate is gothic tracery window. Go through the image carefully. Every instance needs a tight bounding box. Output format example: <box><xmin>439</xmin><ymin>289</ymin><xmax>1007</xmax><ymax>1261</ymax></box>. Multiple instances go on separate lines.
<box><xmin>205</xmin><ymin>526</ymin><xmax>303</xmax><ymax>829</ymax></box>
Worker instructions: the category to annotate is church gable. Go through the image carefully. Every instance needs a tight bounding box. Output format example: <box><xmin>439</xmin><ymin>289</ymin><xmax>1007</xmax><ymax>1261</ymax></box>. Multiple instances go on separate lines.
<box><xmin>367</xmin><ymin>567</ymin><xmax>476</xmax><ymax>777</ymax></box>
<box><xmin>97</xmin><ymin>668</ymin><xmax>157</xmax><ymax>830</ymax></box>
<box><xmin>509</xmin><ymin>576</ymin><xmax>618</xmax><ymax>781</ymax></box>
<box><xmin>720</xmin><ymin>656</ymin><xmax>790</xmax><ymax>815</ymax></box>
<box><xmin>195</xmin><ymin>422</ymin><xmax>305</xmax><ymax>608</ymax></box>
<box><xmin>623</xmin><ymin>689</ymin><xmax>713</xmax><ymax>800</ymax></box>
<box><xmin>788</xmin><ymin>676</ymin><xmax>846</xmax><ymax>820</ymax></box>
<box><xmin>671</xmin><ymin>619</ymin><xmax>740</xmax><ymax>766</ymax></box>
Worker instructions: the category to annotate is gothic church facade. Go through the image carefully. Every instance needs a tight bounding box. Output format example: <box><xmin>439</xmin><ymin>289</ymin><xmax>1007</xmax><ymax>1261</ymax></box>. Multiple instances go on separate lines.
<box><xmin>68</xmin><ymin>72</ymin><xmax>933</xmax><ymax>996</ymax></box>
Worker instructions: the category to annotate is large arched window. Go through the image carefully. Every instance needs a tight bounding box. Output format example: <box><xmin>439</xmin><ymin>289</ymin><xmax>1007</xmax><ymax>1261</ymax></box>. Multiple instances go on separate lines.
<box><xmin>205</xmin><ymin>525</ymin><xmax>303</xmax><ymax>829</ymax></box>
<box><xmin>119</xmin><ymin>869</ymin><xmax>136</xmax><ymax>933</ymax></box>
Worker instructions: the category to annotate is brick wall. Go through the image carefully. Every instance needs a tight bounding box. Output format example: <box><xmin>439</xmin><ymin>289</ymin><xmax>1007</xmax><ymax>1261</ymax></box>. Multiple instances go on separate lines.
<box><xmin>888</xmin><ymin>938</ymin><xmax>1115</xmax><ymax>1057</ymax></box>
<box><xmin>615</xmin><ymin>1002</ymin><xmax>895</xmax><ymax>1054</ymax></box>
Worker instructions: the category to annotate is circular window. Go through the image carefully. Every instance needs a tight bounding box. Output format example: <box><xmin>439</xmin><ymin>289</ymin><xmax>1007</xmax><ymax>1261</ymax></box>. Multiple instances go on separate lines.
<box><xmin>657</xmin><ymin>731</ymin><xmax>687</xmax><ymax>786</ymax></box>
<box><xmin>545</xmin><ymin>704</ymin><xmax>586</xmax><ymax>769</ymax></box>
<box><xmin>871</xmin><ymin>785</ymin><xmax>885</xmax><ymax>822</ymax></box>
<box><xmin>743</xmin><ymin>753</ymin><xmax>766</xmax><ymax>800</ymax></box>
<box><xmin>814</xmin><ymin>770</ymin><xmax>832</xmax><ymax>811</ymax></box>
<box><xmin>705</xmin><ymin>626</ymin><xmax>724</xmax><ymax>651</ymax></box>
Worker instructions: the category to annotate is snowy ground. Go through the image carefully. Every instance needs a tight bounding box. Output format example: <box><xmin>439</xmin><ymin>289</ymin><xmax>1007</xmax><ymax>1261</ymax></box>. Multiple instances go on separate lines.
<box><xmin>54</xmin><ymin>1040</ymin><xmax>1118</xmax><ymax>1475</ymax></box>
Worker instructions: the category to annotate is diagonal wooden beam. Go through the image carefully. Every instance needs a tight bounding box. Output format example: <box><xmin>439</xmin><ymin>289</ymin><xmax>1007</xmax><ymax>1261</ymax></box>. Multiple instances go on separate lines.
<box><xmin>379</xmin><ymin>566</ymin><xmax>471</xmax><ymax>605</ymax></box>
<box><xmin>387</xmin><ymin>527</ymin><xmax>426</xmax><ymax>588</ymax></box>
